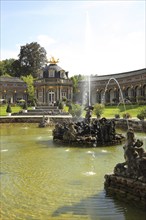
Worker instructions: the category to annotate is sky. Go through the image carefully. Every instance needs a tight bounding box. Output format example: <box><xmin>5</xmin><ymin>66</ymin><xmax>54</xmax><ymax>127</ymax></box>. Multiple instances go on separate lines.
<box><xmin>1</xmin><ymin>0</ymin><xmax>146</xmax><ymax>76</ymax></box>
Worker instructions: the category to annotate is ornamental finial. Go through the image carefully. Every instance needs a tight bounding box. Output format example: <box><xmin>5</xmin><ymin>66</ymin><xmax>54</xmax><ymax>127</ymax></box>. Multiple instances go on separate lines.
<box><xmin>48</xmin><ymin>56</ymin><xmax>59</xmax><ymax>64</ymax></box>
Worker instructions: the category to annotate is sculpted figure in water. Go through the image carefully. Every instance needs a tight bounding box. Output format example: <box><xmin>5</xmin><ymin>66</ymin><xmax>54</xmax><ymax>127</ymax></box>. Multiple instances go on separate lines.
<box><xmin>114</xmin><ymin>128</ymin><xmax>146</xmax><ymax>182</ymax></box>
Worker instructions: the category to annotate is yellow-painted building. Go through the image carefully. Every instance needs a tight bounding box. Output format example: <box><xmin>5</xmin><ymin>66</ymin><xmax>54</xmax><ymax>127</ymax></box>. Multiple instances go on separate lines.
<box><xmin>34</xmin><ymin>57</ymin><xmax>73</xmax><ymax>106</ymax></box>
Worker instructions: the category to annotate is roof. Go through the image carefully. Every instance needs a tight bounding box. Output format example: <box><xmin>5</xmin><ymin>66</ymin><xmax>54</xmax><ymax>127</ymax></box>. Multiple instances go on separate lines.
<box><xmin>44</xmin><ymin>64</ymin><xmax>64</xmax><ymax>72</ymax></box>
<box><xmin>81</xmin><ymin>68</ymin><xmax>146</xmax><ymax>82</ymax></box>
<box><xmin>0</xmin><ymin>76</ymin><xmax>25</xmax><ymax>83</ymax></box>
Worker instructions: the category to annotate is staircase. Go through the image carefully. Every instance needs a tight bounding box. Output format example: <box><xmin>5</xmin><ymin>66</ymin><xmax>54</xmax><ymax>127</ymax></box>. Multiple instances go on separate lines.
<box><xmin>12</xmin><ymin>106</ymin><xmax>69</xmax><ymax>116</ymax></box>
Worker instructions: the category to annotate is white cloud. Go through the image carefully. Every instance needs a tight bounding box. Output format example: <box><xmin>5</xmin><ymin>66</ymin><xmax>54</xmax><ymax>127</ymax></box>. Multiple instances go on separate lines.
<box><xmin>37</xmin><ymin>35</ymin><xmax>56</xmax><ymax>48</ymax></box>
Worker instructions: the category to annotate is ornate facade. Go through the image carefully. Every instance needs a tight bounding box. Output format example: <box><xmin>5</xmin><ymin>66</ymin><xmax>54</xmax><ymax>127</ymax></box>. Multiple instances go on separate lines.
<box><xmin>78</xmin><ymin>68</ymin><xmax>146</xmax><ymax>105</ymax></box>
<box><xmin>0</xmin><ymin>66</ymin><xmax>145</xmax><ymax>106</ymax></box>
<box><xmin>0</xmin><ymin>77</ymin><xmax>27</xmax><ymax>103</ymax></box>
<box><xmin>34</xmin><ymin>57</ymin><xmax>73</xmax><ymax>106</ymax></box>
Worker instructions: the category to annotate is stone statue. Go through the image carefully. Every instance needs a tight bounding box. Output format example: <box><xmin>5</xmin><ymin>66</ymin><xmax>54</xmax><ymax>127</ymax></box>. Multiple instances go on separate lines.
<box><xmin>114</xmin><ymin>128</ymin><xmax>146</xmax><ymax>182</ymax></box>
<box><xmin>63</xmin><ymin>122</ymin><xmax>77</xmax><ymax>142</ymax></box>
<box><xmin>52</xmin><ymin>106</ymin><xmax>125</xmax><ymax>147</ymax></box>
<box><xmin>84</xmin><ymin>106</ymin><xmax>94</xmax><ymax>124</ymax></box>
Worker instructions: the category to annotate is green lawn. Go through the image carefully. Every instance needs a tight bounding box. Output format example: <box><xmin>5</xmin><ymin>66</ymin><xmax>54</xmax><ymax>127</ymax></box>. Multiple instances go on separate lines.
<box><xmin>0</xmin><ymin>104</ymin><xmax>146</xmax><ymax>118</ymax></box>
<box><xmin>0</xmin><ymin>105</ymin><xmax>29</xmax><ymax>116</ymax></box>
<box><xmin>102</xmin><ymin>104</ymin><xmax>146</xmax><ymax>118</ymax></box>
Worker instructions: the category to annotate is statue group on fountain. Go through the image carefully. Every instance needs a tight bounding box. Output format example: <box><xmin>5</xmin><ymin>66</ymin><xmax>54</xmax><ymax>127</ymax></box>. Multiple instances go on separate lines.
<box><xmin>53</xmin><ymin>106</ymin><xmax>124</xmax><ymax>147</ymax></box>
<box><xmin>114</xmin><ymin>128</ymin><xmax>146</xmax><ymax>182</ymax></box>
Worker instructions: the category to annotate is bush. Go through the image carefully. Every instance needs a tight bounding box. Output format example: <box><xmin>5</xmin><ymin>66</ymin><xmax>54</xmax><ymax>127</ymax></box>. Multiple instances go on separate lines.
<box><xmin>93</xmin><ymin>103</ymin><xmax>104</xmax><ymax>118</ymax></box>
<box><xmin>69</xmin><ymin>103</ymin><xmax>83</xmax><ymax>117</ymax></box>
<box><xmin>31</xmin><ymin>99</ymin><xmax>36</xmax><ymax>107</ymax></box>
<box><xmin>22</xmin><ymin>102</ymin><xmax>28</xmax><ymax>110</ymax></box>
<box><xmin>6</xmin><ymin>104</ymin><xmax>12</xmax><ymax>113</ymax></box>
<box><xmin>122</xmin><ymin>112</ymin><xmax>131</xmax><ymax>119</ymax></box>
<box><xmin>62</xmin><ymin>97</ymin><xmax>67</xmax><ymax>102</ymax></box>
<box><xmin>115</xmin><ymin>114</ymin><xmax>120</xmax><ymax>119</ymax></box>
<box><xmin>137</xmin><ymin>108</ymin><xmax>146</xmax><ymax>120</ymax></box>
<box><xmin>58</xmin><ymin>101</ymin><xmax>64</xmax><ymax>110</ymax></box>
<box><xmin>137</xmin><ymin>113</ymin><xmax>145</xmax><ymax>120</ymax></box>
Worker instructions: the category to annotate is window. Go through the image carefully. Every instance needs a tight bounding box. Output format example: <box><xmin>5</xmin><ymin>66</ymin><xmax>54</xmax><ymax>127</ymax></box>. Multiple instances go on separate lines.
<box><xmin>60</xmin><ymin>71</ymin><xmax>64</xmax><ymax>78</ymax></box>
<box><xmin>48</xmin><ymin>69</ymin><xmax>55</xmax><ymax>77</ymax></box>
<box><xmin>62</xmin><ymin>92</ymin><xmax>66</xmax><ymax>98</ymax></box>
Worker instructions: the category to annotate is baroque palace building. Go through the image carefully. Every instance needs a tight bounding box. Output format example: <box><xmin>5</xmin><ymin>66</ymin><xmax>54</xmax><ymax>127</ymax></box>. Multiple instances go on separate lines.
<box><xmin>0</xmin><ymin>76</ymin><xmax>27</xmax><ymax>103</ymax></box>
<box><xmin>34</xmin><ymin>57</ymin><xmax>73</xmax><ymax>106</ymax></box>
<box><xmin>0</xmin><ymin>63</ymin><xmax>146</xmax><ymax>105</ymax></box>
<box><xmin>77</xmin><ymin>68</ymin><xmax>146</xmax><ymax>105</ymax></box>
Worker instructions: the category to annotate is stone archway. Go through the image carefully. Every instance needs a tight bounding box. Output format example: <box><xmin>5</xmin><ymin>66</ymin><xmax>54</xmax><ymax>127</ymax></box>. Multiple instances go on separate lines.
<box><xmin>100</xmin><ymin>90</ymin><xmax>105</xmax><ymax>104</ymax></box>
<box><xmin>109</xmin><ymin>89</ymin><xmax>114</xmax><ymax>103</ymax></box>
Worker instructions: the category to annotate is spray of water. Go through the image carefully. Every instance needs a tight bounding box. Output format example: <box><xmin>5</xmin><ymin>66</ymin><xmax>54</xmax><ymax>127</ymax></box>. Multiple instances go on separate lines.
<box><xmin>85</xmin><ymin>11</ymin><xmax>92</xmax><ymax>106</ymax></box>
<box><xmin>102</xmin><ymin>77</ymin><xmax>129</xmax><ymax>129</ymax></box>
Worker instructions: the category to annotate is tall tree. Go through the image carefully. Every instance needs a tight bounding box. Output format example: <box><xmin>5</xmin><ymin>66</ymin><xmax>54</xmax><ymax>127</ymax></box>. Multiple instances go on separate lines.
<box><xmin>0</xmin><ymin>59</ymin><xmax>16</xmax><ymax>76</ymax></box>
<box><xmin>18</xmin><ymin>42</ymin><xmax>47</xmax><ymax>77</ymax></box>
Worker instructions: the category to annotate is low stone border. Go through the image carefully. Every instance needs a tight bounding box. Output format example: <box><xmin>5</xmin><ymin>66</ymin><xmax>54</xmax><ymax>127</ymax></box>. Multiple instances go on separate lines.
<box><xmin>115</xmin><ymin>119</ymin><xmax>146</xmax><ymax>132</ymax></box>
<box><xmin>104</xmin><ymin>174</ymin><xmax>146</xmax><ymax>210</ymax></box>
<box><xmin>0</xmin><ymin>116</ymin><xmax>72</xmax><ymax>124</ymax></box>
<box><xmin>0</xmin><ymin>117</ymin><xmax>146</xmax><ymax>133</ymax></box>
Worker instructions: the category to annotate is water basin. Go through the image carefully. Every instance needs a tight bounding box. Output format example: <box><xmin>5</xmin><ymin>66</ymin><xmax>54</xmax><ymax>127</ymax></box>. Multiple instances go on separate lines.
<box><xmin>0</xmin><ymin>123</ymin><xmax>146</xmax><ymax>220</ymax></box>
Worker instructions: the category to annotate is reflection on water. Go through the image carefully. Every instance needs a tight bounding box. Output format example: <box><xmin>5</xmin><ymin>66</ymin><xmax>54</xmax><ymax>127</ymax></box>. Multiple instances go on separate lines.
<box><xmin>0</xmin><ymin>123</ymin><xmax>146</xmax><ymax>220</ymax></box>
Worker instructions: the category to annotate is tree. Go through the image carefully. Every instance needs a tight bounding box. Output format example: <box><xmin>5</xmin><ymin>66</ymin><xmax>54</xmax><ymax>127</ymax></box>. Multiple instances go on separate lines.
<box><xmin>18</xmin><ymin>42</ymin><xmax>48</xmax><ymax>77</ymax></box>
<box><xmin>21</xmin><ymin>75</ymin><xmax>35</xmax><ymax>102</ymax></box>
<box><xmin>0</xmin><ymin>59</ymin><xmax>16</xmax><ymax>76</ymax></box>
<box><xmin>22</xmin><ymin>102</ymin><xmax>28</xmax><ymax>110</ymax></box>
<box><xmin>70</xmin><ymin>74</ymin><xmax>84</xmax><ymax>102</ymax></box>
<box><xmin>6</xmin><ymin>103</ymin><xmax>12</xmax><ymax>113</ymax></box>
<box><xmin>11</xmin><ymin>60</ymin><xmax>21</xmax><ymax>77</ymax></box>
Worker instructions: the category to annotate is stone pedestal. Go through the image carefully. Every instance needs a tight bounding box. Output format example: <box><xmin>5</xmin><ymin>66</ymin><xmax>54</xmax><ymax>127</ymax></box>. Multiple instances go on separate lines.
<box><xmin>104</xmin><ymin>128</ymin><xmax>146</xmax><ymax>210</ymax></box>
<box><xmin>104</xmin><ymin>174</ymin><xmax>146</xmax><ymax>209</ymax></box>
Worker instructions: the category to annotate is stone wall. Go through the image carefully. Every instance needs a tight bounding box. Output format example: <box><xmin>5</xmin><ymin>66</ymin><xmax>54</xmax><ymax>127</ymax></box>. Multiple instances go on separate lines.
<box><xmin>104</xmin><ymin>174</ymin><xmax>146</xmax><ymax>209</ymax></box>
<box><xmin>0</xmin><ymin>117</ymin><xmax>146</xmax><ymax>133</ymax></box>
<box><xmin>115</xmin><ymin>119</ymin><xmax>146</xmax><ymax>132</ymax></box>
<box><xmin>0</xmin><ymin>116</ymin><xmax>72</xmax><ymax>124</ymax></box>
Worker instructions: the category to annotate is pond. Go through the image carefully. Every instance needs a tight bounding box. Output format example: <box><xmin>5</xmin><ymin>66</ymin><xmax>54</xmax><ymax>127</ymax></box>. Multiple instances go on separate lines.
<box><xmin>1</xmin><ymin>123</ymin><xmax>146</xmax><ymax>220</ymax></box>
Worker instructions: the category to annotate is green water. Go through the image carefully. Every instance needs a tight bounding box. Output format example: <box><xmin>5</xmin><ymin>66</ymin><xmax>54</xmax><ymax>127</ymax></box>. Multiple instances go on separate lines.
<box><xmin>0</xmin><ymin>124</ymin><xmax>146</xmax><ymax>220</ymax></box>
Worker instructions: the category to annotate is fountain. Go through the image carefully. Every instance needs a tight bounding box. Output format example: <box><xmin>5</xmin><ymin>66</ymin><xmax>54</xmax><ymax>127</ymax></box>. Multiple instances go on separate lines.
<box><xmin>52</xmin><ymin>106</ymin><xmax>125</xmax><ymax>147</ymax></box>
<box><xmin>52</xmin><ymin>15</ymin><xmax>125</xmax><ymax>147</ymax></box>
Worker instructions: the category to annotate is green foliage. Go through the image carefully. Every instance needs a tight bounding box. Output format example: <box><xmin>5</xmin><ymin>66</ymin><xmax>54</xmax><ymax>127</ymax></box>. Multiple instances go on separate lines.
<box><xmin>18</xmin><ymin>42</ymin><xmax>47</xmax><ymax>77</ymax></box>
<box><xmin>0</xmin><ymin>59</ymin><xmax>16</xmax><ymax>76</ymax></box>
<box><xmin>22</xmin><ymin>102</ymin><xmax>28</xmax><ymax>110</ymax></box>
<box><xmin>137</xmin><ymin>113</ymin><xmax>145</xmax><ymax>120</ymax></box>
<box><xmin>122</xmin><ymin>112</ymin><xmax>131</xmax><ymax>119</ymax></box>
<box><xmin>70</xmin><ymin>75</ymin><xmax>85</xmax><ymax>95</ymax></box>
<box><xmin>21</xmin><ymin>75</ymin><xmax>35</xmax><ymax>101</ymax></box>
<box><xmin>62</xmin><ymin>96</ymin><xmax>67</xmax><ymax>102</ymax></box>
<box><xmin>115</xmin><ymin>114</ymin><xmax>120</xmax><ymax>118</ymax></box>
<box><xmin>68</xmin><ymin>103</ymin><xmax>83</xmax><ymax>117</ymax></box>
<box><xmin>137</xmin><ymin>108</ymin><xmax>146</xmax><ymax>120</ymax></box>
<box><xmin>6</xmin><ymin>103</ymin><xmax>12</xmax><ymax>113</ymax></box>
<box><xmin>58</xmin><ymin>101</ymin><xmax>64</xmax><ymax>110</ymax></box>
<box><xmin>93</xmin><ymin>103</ymin><xmax>104</xmax><ymax>118</ymax></box>
<box><xmin>31</xmin><ymin>99</ymin><xmax>36</xmax><ymax>107</ymax></box>
<box><xmin>0</xmin><ymin>105</ymin><xmax>22</xmax><ymax>116</ymax></box>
